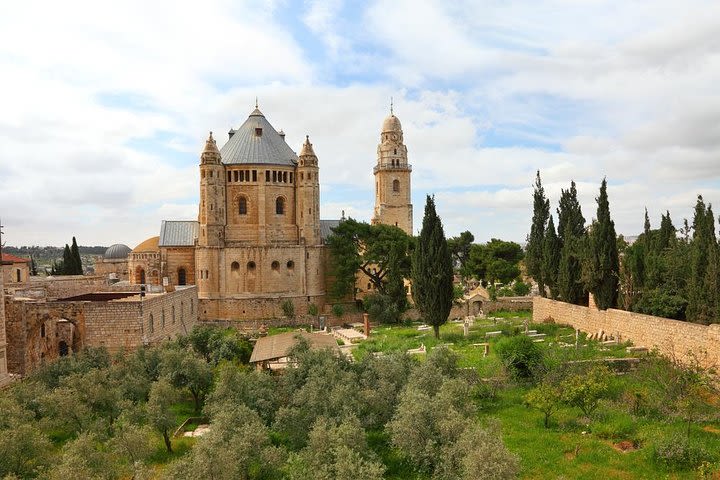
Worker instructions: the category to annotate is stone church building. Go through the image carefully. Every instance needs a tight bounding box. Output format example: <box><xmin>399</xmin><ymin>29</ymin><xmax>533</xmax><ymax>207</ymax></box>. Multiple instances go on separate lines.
<box><xmin>128</xmin><ymin>105</ymin><xmax>413</xmax><ymax>322</ymax></box>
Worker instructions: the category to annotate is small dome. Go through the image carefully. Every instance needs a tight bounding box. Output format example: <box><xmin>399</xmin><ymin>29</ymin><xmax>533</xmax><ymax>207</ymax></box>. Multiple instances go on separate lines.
<box><xmin>382</xmin><ymin>114</ymin><xmax>402</xmax><ymax>133</ymax></box>
<box><xmin>104</xmin><ymin>244</ymin><xmax>131</xmax><ymax>260</ymax></box>
<box><xmin>132</xmin><ymin>236</ymin><xmax>160</xmax><ymax>253</ymax></box>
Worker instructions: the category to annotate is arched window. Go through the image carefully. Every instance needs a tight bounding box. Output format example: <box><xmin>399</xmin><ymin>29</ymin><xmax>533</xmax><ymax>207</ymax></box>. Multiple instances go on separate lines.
<box><xmin>139</xmin><ymin>268</ymin><xmax>146</xmax><ymax>284</ymax></box>
<box><xmin>287</xmin><ymin>260</ymin><xmax>295</xmax><ymax>270</ymax></box>
<box><xmin>393</xmin><ymin>179</ymin><xmax>400</xmax><ymax>192</ymax></box>
<box><xmin>40</xmin><ymin>323</ymin><xmax>45</xmax><ymax>338</ymax></box>
<box><xmin>161</xmin><ymin>310</ymin><xmax>165</xmax><ymax>328</ymax></box>
<box><xmin>394</xmin><ymin>148</ymin><xmax>397</xmax><ymax>155</ymax></box>
<box><xmin>16</xmin><ymin>269</ymin><xmax>21</xmax><ymax>282</ymax></box>
<box><xmin>59</xmin><ymin>341</ymin><xmax>69</xmax><ymax>357</ymax></box>
<box><xmin>247</xmin><ymin>261</ymin><xmax>256</xmax><ymax>271</ymax></box>
<box><xmin>271</xmin><ymin>261</ymin><xmax>280</xmax><ymax>271</ymax></box>
<box><xmin>172</xmin><ymin>306</ymin><xmax>176</xmax><ymax>324</ymax></box>
<box><xmin>238</xmin><ymin>197</ymin><xmax>247</xmax><ymax>215</ymax></box>
<box><xmin>276</xmin><ymin>197</ymin><xmax>285</xmax><ymax>215</ymax></box>
<box><xmin>149</xmin><ymin>314</ymin><xmax>154</xmax><ymax>333</ymax></box>
<box><xmin>231</xmin><ymin>261</ymin><xmax>240</xmax><ymax>271</ymax></box>
<box><xmin>178</xmin><ymin>268</ymin><xmax>186</xmax><ymax>286</ymax></box>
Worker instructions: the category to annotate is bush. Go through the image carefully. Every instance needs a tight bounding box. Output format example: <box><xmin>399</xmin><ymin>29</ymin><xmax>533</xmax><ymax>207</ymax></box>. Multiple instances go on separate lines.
<box><xmin>307</xmin><ymin>303</ymin><xmax>319</xmax><ymax>317</ymax></box>
<box><xmin>281</xmin><ymin>299</ymin><xmax>295</xmax><ymax>319</ymax></box>
<box><xmin>332</xmin><ymin>304</ymin><xmax>344</xmax><ymax>318</ymax></box>
<box><xmin>364</xmin><ymin>294</ymin><xmax>401</xmax><ymax>324</ymax></box>
<box><xmin>512</xmin><ymin>281</ymin><xmax>531</xmax><ymax>296</ymax></box>
<box><xmin>652</xmin><ymin>431</ymin><xmax>714</xmax><ymax>470</ymax></box>
<box><xmin>494</xmin><ymin>335</ymin><xmax>544</xmax><ymax>379</ymax></box>
<box><xmin>561</xmin><ymin>365</ymin><xmax>611</xmax><ymax>417</ymax></box>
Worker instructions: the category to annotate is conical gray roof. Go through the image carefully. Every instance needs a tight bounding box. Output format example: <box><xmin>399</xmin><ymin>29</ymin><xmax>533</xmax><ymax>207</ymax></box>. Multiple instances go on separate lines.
<box><xmin>220</xmin><ymin>108</ymin><xmax>298</xmax><ymax>166</ymax></box>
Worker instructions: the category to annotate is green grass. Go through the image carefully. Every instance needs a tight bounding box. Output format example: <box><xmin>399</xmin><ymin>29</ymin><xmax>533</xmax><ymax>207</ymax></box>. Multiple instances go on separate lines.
<box><xmin>357</xmin><ymin>311</ymin><xmax>720</xmax><ymax>479</ymax></box>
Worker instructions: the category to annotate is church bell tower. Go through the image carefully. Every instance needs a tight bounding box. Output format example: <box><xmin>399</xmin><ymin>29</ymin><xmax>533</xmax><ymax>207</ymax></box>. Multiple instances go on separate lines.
<box><xmin>371</xmin><ymin>105</ymin><xmax>413</xmax><ymax>235</ymax></box>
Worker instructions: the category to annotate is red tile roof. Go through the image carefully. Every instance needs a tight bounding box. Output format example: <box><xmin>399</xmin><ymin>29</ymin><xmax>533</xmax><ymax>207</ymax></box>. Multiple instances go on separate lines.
<box><xmin>0</xmin><ymin>253</ymin><xmax>31</xmax><ymax>263</ymax></box>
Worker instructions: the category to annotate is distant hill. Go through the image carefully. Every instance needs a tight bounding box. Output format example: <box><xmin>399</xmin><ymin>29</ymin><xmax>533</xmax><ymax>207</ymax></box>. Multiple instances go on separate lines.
<box><xmin>2</xmin><ymin>245</ymin><xmax>109</xmax><ymax>271</ymax></box>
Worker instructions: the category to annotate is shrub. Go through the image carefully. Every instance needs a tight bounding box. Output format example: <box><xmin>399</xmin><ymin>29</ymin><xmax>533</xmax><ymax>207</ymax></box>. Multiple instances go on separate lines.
<box><xmin>652</xmin><ymin>431</ymin><xmax>714</xmax><ymax>470</ymax></box>
<box><xmin>512</xmin><ymin>281</ymin><xmax>531</xmax><ymax>296</ymax></box>
<box><xmin>332</xmin><ymin>304</ymin><xmax>344</xmax><ymax>318</ymax></box>
<box><xmin>494</xmin><ymin>335</ymin><xmax>544</xmax><ymax>379</ymax></box>
<box><xmin>281</xmin><ymin>299</ymin><xmax>295</xmax><ymax>319</ymax></box>
<box><xmin>561</xmin><ymin>365</ymin><xmax>611</xmax><ymax>417</ymax></box>
<box><xmin>364</xmin><ymin>294</ymin><xmax>401</xmax><ymax>324</ymax></box>
<box><xmin>307</xmin><ymin>303</ymin><xmax>319</xmax><ymax>317</ymax></box>
<box><xmin>525</xmin><ymin>383</ymin><xmax>562</xmax><ymax>428</ymax></box>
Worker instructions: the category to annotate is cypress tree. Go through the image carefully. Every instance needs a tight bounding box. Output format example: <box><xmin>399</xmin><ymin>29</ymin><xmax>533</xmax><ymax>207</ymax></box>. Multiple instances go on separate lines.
<box><xmin>526</xmin><ymin>171</ymin><xmax>550</xmax><ymax>297</ymax></box>
<box><xmin>586</xmin><ymin>178</ymin><xmax>619</xmax><ymax>310</ymax></box>
<box><xmin>62</xmin><ymin>244</ymin><xmax>73</xmax><ymax>275</ymax></box>
<box><xmin>687</xmin><ymin>196</ymin><xmax>709</xmax><ymax>323</ymax></box>
<box><xmin>412</xmin><ymin>195</ymin><xmax>454</xmax><ymax>339</ymax></box>
<box><xmin>556</xmin><ymin>181</ymin><xmax>587</xmax><ymax>305</ymax></box>
<box><xmin>542</xmin><ymin>215</ymin><xmax>561</xmax><ymax>299</ymax></box>
<box><xmin>687</xmin><ymin>198</ymin><xmax>719</xmax><ymax>324</ymax></box>
<box><xmin>71</xmin><ymin>237</ymin><xmax>82</xmax><ymax>275</ymax></box>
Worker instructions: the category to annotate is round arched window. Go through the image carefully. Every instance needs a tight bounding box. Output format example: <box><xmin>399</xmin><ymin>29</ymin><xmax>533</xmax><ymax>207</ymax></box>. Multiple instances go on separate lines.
<box><xmin>393</xmin><ymin>179</ymin><xmax>400</xmax><ymax>192</ymax></box>
<box><xmin>238</xmin><ymin>197</ymin><xmax>248</xmax><ymax>215</ymax></box>
<box><xmin>271</xmin><ymin>261</ymin><xmax>280</xmax><ymax>270</ymax></box>
<box><xmin>287</xmin><ymin>260</ymin><xmax>295</xmax><ymax>269</ymax></box>
<box><xmin>247</xmin><ymin>261</ymin><xmax>256</xmax><ymax>271</ymax></box>
<box><xmin>276</xmin><ymin>197</ymin><xmax>285</xmax><ymax>215</ymax></box>
<box><xmin>231</xmin><ymin>261</ymin><xmax>240</xmax><ymax>271</ymax></box>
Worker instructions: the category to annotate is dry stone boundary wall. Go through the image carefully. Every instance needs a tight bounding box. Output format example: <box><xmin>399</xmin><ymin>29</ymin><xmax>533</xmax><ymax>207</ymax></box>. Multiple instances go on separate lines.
<box><xmin>533</xmin><ymin>297</ymin><xmax>720</xmax><ymax>369</ymax></box>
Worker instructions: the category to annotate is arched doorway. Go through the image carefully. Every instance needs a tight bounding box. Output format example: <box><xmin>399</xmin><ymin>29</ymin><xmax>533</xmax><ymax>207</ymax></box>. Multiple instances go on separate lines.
<box><xmin>16</xmin><ymin>268</ymin><xmax>21</xmax><ymax>282</ymax></box>
<box><xmin>58</xmin><ymin>341</ymin><xmax>69</xmax><ymax>357</ymax></box>
<box><xmin>178</xmin><ymin>268</ymin><xmax>187</xmax><ymax>286</ymax></box>
<box><xmin>137</xmin><ymin>267</ymin><xmax>146</xmax><ymax>284</ymax></box>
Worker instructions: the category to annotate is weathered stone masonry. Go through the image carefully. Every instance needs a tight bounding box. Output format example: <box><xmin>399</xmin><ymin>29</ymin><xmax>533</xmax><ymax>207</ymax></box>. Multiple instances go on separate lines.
<box><xmin>5</xmin><ymin>286</ymin><xmax>198</xmax><ymax>375</ymax></box>
<box><xmin>533</xmin><ymin>297</ymin><xmax>720</xmax><ymax>369</ymax></box>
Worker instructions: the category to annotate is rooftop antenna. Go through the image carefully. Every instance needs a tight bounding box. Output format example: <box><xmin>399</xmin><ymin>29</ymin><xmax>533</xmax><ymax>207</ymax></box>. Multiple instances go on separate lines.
<box><xmin>255</xmin><ymin>96</ymin><xmax>259</xmax><ymax>109</ymax></box>
<box><xmin>390</xmin><ymin>96</ymin><xmax>393</xmax><ymax>115</ymax></box>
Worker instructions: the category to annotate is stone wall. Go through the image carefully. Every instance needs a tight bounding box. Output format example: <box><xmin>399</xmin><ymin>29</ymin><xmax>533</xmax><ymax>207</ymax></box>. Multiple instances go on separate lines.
<box><xmin>2</xmin><ymin>262</ymin><xmax>30</xmax><ymax>284</ymax></box>
<box><xmin>533</xmin><ymin>297</ymin><xmax>720</xmax><ymax>369</ymax></box>
<box><xmin>0</xmin><ymin>264</ymin><xmax>9</xmax><ymax>386</ymax></box>
<box><xmin>402</xmin><ymin>297</ymin><xmax>533</xmax><ymax>321</ymax></box>
<box><xmin>5</xmin><ymin>286</ymin><xmax>198</xmax><ymax>375</ymax></box>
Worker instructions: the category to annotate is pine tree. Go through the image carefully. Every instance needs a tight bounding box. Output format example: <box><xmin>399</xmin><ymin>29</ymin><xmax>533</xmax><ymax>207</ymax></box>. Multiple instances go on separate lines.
<box><xmin>412</xmin><ymin>195</ymin><xmax>454</xmax><ymax>339</ymax></box>
<box><xmin>542</xmin><ymin>215</ymin><xmax>561</xmax><ymax>299</ymax></box>
<box><xmin>556</xmin><ymin>181</ymin><xmax>587</xmax><ymax>305</ymax></box>
<box><xmin>585</xmin><ymin>178</ymin><xmax>619</xmax><ymax>310</ymax></box>
<box><xmin>526</xmin><ymin>171</ymin><xmax>550</xmax><ymax>297</ymax></box>
<box><xmin>70</xmin><ymin>237</ymin><xmax>82</xmax><ymax>275</ymax></box>
<box><xmin>30</xmin><ymin>255</ymin><xmax>38</xmax><ymax>276</ymax></box>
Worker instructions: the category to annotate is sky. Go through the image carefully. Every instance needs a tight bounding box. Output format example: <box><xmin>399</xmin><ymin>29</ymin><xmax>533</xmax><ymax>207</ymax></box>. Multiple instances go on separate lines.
<box><xmin>1</xmin><ymin>0</ymin><xmax>720</xmax><ymax>248</ymax></box>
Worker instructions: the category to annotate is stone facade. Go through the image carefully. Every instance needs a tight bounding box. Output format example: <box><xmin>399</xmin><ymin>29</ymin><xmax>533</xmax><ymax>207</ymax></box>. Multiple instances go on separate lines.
<box><xmin>533</xmin><ymin>297</ymin><xmax>720</xmax><ymax>369</ymax></box>
<box><xmin>5</xmin><ymin>286</ymin><xmax>198</xmax><ymax>375</ymax></box>
<box><xmin>93</xmin><ymin>257</ymin><xmax>129</xmax><ymax>280</ymax></box>
<box><xmin>0</xmin><ymin>261</ymin><xmax>10</xmax><ymax>386</ymax></box>
<box><xmin>1</xmin><ymin>253</ymin><xmax>30</xmax><ymax>285</ymax></box>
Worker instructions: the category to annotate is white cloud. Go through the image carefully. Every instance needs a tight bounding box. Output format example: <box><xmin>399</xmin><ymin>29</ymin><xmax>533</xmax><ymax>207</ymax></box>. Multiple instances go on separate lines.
<box><xmin>2</xmin><ymin>0</ymin><xmax>720</xmax><ymax>248</ymax></box>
